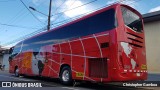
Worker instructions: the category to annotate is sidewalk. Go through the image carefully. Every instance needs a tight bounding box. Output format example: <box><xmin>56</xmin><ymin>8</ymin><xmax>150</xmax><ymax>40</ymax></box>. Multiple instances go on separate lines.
<box><xmin>0</xmin><ymin>70</ymin><xmax>9</xmax><ymax>74</ymax></box>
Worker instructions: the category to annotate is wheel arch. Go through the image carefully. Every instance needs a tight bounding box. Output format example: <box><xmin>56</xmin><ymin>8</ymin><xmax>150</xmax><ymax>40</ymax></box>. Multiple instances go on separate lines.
<box><xmin>59</xmin><ymin>64</ymin><xmax>71</xmax><ymax>77</ymax></box>
<box><xmin>14</xmin><ymin>65</ymin><xmax>18</xmax><ymax>73</ymax></box>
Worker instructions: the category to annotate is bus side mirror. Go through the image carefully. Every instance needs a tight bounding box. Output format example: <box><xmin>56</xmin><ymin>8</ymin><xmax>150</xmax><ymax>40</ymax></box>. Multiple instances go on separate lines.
<box><xmin>8</xmin><ymin>56</ymin><xmax>13</xmax><ymax>62</ymax></box>
<box><xmin>9</xmin><ymin>47</ymin><xmax>13</xmax><ymax>54</ymax></box>
<box><xmin>8</xmin><ymin>47</ymin><xmax>13</xmax><ymax>62</ymax></box>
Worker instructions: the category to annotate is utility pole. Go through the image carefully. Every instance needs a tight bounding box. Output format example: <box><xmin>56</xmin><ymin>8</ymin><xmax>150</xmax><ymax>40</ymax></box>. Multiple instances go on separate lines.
<box><xmin>47</xmin><ymin>0</ymin><xmax>52</xmax><ymax>31</ymax></box>
<box><xmin>29</xmin><ymin>0</ymin><xmax>52</xmax><ymax>31</ymax></box>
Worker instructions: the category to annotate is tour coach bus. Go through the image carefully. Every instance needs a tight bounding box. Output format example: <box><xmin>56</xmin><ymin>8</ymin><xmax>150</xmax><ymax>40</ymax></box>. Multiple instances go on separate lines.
<box><xmin>9</xmin><ymin>4</ymin><xmax>147</xmax><ymax>85</ymax></box>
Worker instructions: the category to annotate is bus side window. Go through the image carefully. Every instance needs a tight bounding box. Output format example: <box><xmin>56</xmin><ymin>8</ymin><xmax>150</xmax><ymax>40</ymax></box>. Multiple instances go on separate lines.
<box><xmin>9</xmin><ymin>47</ymin><xmax>14</xmax><ymax>61</ymax></box>
<box><xmin>9</xmin><ymin>42</ymin><xmax>22</xmax><ymax>60</ymax></box>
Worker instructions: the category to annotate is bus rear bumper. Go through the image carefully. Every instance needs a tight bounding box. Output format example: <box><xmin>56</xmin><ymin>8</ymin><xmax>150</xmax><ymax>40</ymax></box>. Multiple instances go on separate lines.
<box><xmin>111</xmin><ymin>70</ymin><xmax>148</xmax><ymax>81</ymax></box>
<box><xmin>83</xmin><ymin>71</ymin><xmax>147</xmax><ymax>83</ymax></box>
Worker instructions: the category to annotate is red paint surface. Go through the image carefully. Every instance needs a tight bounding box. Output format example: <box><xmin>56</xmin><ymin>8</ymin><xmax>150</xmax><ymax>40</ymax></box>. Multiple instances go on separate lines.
<box><xmin>9</xmin><ymin>4</ymin><xmax>147</xmax><ymax>83</ymax></box>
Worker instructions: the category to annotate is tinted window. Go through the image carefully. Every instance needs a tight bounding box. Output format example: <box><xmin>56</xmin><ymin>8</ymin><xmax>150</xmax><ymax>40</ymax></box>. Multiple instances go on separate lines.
<box><xmin>121</xmin><ymin>6</ymin><xmax>143</xmax><ymax>32</ymax></box>
<box><xmin>11</xmin><ymin>42</ymin><xmax>22</xmax><ymax>58</ymax></box>
<box><xmin>88</xmin><ymin>9</ymin><xmax>117</xmax><ymax>33</ymax></box>
<box><xmin>22</xmin><ymin>9</ymin><xmax>116</xmax><ymax>51</ymax></box>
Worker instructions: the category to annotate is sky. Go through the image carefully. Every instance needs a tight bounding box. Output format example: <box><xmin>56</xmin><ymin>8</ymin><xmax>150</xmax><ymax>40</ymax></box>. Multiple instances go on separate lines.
<box><xmin>0</xmin><ymin>0</ymin><xmax>160</xmax><ymax>48</ymax></box>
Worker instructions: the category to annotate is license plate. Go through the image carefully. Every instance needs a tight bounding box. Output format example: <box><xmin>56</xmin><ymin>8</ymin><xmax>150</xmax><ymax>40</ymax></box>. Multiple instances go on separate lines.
<box><xmin>136</xmin><ymin>73</ymin><xmax>140</xmax><ymax>76</ymax></box>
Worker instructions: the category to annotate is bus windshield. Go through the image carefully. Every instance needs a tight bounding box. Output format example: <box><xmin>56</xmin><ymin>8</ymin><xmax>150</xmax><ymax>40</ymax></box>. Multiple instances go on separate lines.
<box><xmin>121</xmin><ymin>6</ymin><xmax>143</xmax><ymax>32</ymax></box>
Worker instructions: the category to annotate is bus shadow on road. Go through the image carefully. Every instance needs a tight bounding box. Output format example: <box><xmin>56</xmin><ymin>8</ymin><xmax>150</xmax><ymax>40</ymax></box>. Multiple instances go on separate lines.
<box><xmin>18</xmin><ymin>75</ymin><xmax>143</xmax><ymax>90</ymax></box>
<box><xmin>75</xmin><ymin>82</ymin><xmax>145</xmax><ymax>90</ymax></box>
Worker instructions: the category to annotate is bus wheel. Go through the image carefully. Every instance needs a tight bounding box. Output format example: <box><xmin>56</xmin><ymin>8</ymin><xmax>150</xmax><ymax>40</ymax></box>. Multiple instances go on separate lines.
<box><xmin>15</xmin><ymin>68</ymin><xmax>19</xmax><ymax>77</ymax></box>
<box><xmin>60</xmin><ymin>66</ymin><xmax>73</xmax><ymax>85</ymax></box>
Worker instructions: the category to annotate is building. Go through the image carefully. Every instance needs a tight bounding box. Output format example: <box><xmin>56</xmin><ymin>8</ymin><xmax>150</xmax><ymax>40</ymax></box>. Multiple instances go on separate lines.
<box><xmin>143</xmin><ymin>10</ymin><xmax>160</xmax><ymax>73</ymax></box>
<box><xmin>0</xmin><ymin>46</ymin><xmax>9</xmax><ymax>70</ymax></box>
<box><xmin>0</xmin><ymin>46</ymin><xmax>6</xmax><ymax>63</ymax></box>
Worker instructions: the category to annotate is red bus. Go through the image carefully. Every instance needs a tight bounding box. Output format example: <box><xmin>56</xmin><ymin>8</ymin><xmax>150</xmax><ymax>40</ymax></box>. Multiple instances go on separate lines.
<box><xmin>9</xmin><ymin>4</ymin><xmax>147</xmax><ymax>85</ymax></box>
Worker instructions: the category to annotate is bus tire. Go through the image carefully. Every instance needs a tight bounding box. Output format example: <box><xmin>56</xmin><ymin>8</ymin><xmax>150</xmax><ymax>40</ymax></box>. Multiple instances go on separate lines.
<box><xmin>15</xmin><ymin>68</ymin><xmax>19</xmax><ymax>77</ymax></box>
<box><xmin>60</xmin><ymin>66</ymin><xmax>73</xmax><ymax>85</ymax></box>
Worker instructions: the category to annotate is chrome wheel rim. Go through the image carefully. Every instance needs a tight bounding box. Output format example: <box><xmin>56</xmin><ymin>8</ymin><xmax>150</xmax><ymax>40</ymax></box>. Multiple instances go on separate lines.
<box><xmin>62</xmin><ymin>70</ymin><xmax>69</xmax><ymax>82</ymax></box>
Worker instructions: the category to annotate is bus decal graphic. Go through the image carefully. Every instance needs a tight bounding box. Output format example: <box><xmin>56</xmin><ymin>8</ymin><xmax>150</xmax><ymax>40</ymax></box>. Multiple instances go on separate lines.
<box><xmin>121</xmin><ymin>42</ymin><xmax>132</xmax><ymax>57</ymax></box>
<box><xmin>32</xmin><ymin>47</ymin><xmax>46</xmax><ymax>75</ymax></box>
<box><xmin>121</xmin><ymin>42</ymin><xmax>137</xmax><ymax>69</ymax></box>
<box><xmin>22</xmin><ymin>52</ymin><xmax>32</xmax><ymax>68</ymax></box>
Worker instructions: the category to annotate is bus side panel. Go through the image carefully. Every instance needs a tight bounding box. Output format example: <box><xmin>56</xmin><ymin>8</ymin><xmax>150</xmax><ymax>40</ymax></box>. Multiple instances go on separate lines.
<box><xmin>108</xmin><ymin>30</ymin><xmax>119</xmax><ymax>81</ymax></box>
<box><xmin>40</xmin><ymin>45</ymin><xmax>59</xmax><ymax>77</ymax></box>
<box><xmin>49</xmin><ymin>44</ymin><xmax>61</xmax><ymax>78</ymax></box>
<box><xmin>70</xmin><ymin>40</ymin><xmax>85</xmax><ymax>80</ymax></box>
<box><xmin>9</xmin><ymin>54</ymin><xmax>21</xmax><ymax>74</ymax></box>
<box><xmin>40</xmin><ymin>45</ymin><xmax>50</xmax><ymax>77</ymax></box>
<box><xmin>9</xmin><ymin>57</ymin><xmax>17</xmax><ymax>73</ymax></box>
<box><xmin>82</xmin><ymin>37</ymin><xmax>100</xmax><ymax>57</ymax></box>
<box><xmin>83</xmin><ymin>36</ymin><xmax>101</xmax><ymax>80</ymax></box>
<box><xmin>60</xmin><ymin>42</ymin><xmax>72</xmax><ymax>67</ymax></box>
<box><xmin>96</xmin><ymin>33</ymin><xmax>110</xmax><ymax>81</ymax></box>
<box><xmin>19</xmin><ymin>53</ymin><xmax>24</xmax><ymax>74</ymax></box>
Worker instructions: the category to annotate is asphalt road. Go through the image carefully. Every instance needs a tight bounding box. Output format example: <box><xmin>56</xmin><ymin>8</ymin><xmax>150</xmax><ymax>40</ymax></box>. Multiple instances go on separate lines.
<box><xmin>0</xmin><ymin>70</ymin><xmax>159</xmax><ymax>90</ymax></box>
<box><xmin>147</xmin><ymin>73</ymin><xmax>160</xmax><ymax>81</ymax></box>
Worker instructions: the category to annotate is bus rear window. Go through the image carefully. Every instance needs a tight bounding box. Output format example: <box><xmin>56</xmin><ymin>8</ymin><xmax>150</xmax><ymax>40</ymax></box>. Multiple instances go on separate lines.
<box><xmin>121</xmin><ymin>6</ymin><xmax>143</xmax><ymax>32</ymax></box>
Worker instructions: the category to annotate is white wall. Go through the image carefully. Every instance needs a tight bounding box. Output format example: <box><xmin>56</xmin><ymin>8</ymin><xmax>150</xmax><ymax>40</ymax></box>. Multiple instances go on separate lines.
<box><xmin>2</xmin><ymin>54</ymin><xmax>9</xmax><ymax>70</ymax></box>
<box><xmin>144</xmin><ymin>20</ymin><xmax>160</xmax><ymax>73</ymax></box>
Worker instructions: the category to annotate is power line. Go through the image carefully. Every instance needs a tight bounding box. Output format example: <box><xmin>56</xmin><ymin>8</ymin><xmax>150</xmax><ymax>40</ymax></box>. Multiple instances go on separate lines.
<box><xmin>0</xmin><ymin>0</ymin><xmax>42</xmax><ymax>34</ymax></box>
<box><xmin>45</xmin><ymin>0</ymin><xmax>97</xmax><ymax>24</ymax></box>
<box><xmin>0</xmin><ymin>23</ymin><xmax>39</xmax><ymax>29</ymax></box>
<box><xmin>50</xmin><ymin>0</ymin><xmax>142</xmax><ymax>28</ymax></box>
<box><xmin>1</xmin><ymin>0</ymin><xmax>141</xmax><ymax>47</ymax></box>
<box><xmin>19</xmin><ymin>0</ymin><xmax>45</xmax><ymax>25</ymax></box>
<box><xmin>1</xmin><ymin>26</ymin><xmax>47</xmax><ymax>46</ymax></box>
<box><xmin>1</xmin><ymin>0</ymin><xmax>122</xmax><ymax>46</ymax></box>
<box><xmin>43</xmin><ymin>0</ymin><xmax>68</xmax><ymax>25</ymax></box>
<box><xmin>6</xmin><ymin>8</ymin><xmax>26</xmax><ymax>25</ymax></box>
<box><xmin>54</xmin><ymin>0</ymin><xmax>68</xmax><ymax>13</ymax></box>
<box><xmin>0</xmin><ymin>0</ymin><xmax>16</xmax><ymax>2</ymax></box>
<box><xmin>51</xmin><ymin>9</ymin><xmax>94</xmax><ymax>27</ymax></box>
<box><xmin>51</xmin><ymin>0</ymin><xmax>98</xmax><ymax>17</ymax></box>
<box><xmin>51</xmin><ymin>0</ymin><xmax>99</xmax><ymax>27</ymax></box>
<box><xmin>50</xmin><ymin>0</ymin><xmax>136</xmax><ymax>27</ymax></box>
<box><xmin>51</xmin><ymin>0</ymin><xmax>141</xmax><ymax>28</ymax></box>
<box><xmin>52</xmin><ymin>0</ymin><xmax>77</xmax><ymax>23</ymax></box>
